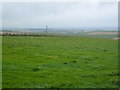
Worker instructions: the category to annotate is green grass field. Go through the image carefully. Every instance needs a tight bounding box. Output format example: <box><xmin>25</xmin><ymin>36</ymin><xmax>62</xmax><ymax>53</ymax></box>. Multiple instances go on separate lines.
<box><xmin>2</xmin><ymin>36</ymin><xmax>118</xmax><ymax>88</ymax></box>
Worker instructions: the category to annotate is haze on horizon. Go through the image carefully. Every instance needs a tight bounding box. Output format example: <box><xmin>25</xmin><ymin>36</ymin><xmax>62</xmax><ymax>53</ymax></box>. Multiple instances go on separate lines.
<box><xmin>1</xmin><ymin>2</ymin><xmax>118</xmax><ymax>30</ymax></box>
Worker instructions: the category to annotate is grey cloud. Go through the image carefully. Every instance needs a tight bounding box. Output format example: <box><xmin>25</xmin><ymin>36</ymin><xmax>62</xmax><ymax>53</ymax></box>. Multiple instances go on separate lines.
<box><xmin>2</xmin><ymin>2</ymin><xmax>118</xmax><ymax>29</ymax></box>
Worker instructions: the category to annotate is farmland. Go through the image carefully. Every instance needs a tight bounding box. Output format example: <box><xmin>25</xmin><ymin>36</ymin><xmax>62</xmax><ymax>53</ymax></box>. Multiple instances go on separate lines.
<box><xmin>2</xmin><ymin>35</ymin><xmax>119</xmax><ymax>88</ymax></box>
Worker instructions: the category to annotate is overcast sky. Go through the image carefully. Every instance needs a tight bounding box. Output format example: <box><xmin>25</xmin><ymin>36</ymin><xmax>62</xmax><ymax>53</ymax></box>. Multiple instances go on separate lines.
<box><xmin>2</xmin><ymin>2</ymin><xmax>118</xmax><ymax>29</ymax></box>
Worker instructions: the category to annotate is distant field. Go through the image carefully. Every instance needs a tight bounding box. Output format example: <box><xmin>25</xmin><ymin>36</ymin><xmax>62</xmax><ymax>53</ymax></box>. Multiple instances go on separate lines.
<box><xmin>78</xmin><ymin>34</ymin><xmax>118</xmax><ymax>39</ymax></box>
<box><xmin>76</xmin><ymin>31</ymin><xmax>118</xmax><ymax>39</ymax></box>
<box><xmin>87</xmin><ymin>32</ymin><xmax>118</xmax><ymax>35</ymax></box>
<box><xmin>1</xmin><ymin>30</ymin><xmax>119</xmax><ymax>40</ymax></box>
<box><xmin>2</xmin><ymin>36</ymin><xmax>118</xmax><ymax>88</ymax></box>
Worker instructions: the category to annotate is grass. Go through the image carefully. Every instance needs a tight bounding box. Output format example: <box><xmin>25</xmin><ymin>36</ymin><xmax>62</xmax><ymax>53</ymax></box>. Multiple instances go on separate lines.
<box><xmin>78</xmin><ymin>34</ymin><xmax>118</xmax><ymax>39</ymax></box>
<box><xmin>2</xmin><ymin>36</ymin><xmax>119</xmax><ymax>88</ymax></box>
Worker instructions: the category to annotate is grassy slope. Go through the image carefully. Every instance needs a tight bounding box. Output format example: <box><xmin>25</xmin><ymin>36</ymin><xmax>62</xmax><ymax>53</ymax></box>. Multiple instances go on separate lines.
<box><xmin>78</xmin><ymin>34</ymin><xmax>118</xmax><ymax>39</ymax></box>
<box><xmin>74</xmin><ymin>31</ymin><xmax>118</xmax><ymax>39</ymax></box>
<box><xmin>2</xmin><ymin>36</ymin><xmax>118</xmax><ymax>88</ymax></box>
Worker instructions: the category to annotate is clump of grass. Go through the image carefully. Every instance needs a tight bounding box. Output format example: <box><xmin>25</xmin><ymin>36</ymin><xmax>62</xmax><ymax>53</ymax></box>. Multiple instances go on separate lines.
<box><xmin>71</xmin><ymin>61</ymin><xmax>77</xmax><ymax>63</ymax></box>
<box><xmin>108</xmin><ymin>72</ymin><xmax>120</xmax><ymax>76</ymax></box>
<box><xmin>32</xmin><ymin>67</ymin><xmax>41</xmax><ymax>71</ymax></box>
<box><xmin>111</xmin><ymin>80</ymin><xmax>120</xmax><ymax>86</ymax></box>
<box><xmin>64</xmin><ymin>63</ymin><xmax>67</xmax><ymax>64</ymax></box>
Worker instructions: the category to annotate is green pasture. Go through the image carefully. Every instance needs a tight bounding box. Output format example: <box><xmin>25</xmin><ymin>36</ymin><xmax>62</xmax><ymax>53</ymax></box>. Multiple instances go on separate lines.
<box><xmin>2</xmin><ymin>36</ymin><xmax>118</xmax><ymax>88</ymax></box>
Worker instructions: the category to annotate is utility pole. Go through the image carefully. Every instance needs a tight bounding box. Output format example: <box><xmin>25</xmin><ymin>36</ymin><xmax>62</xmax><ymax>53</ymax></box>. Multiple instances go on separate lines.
<box><xmin>46</xmin><ymin>25</ymin><xmax>48</xmax><ymax>34</ymax></box>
